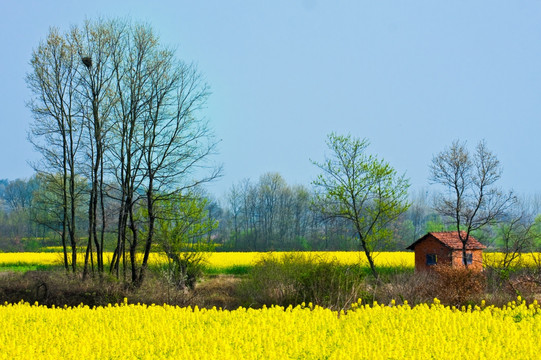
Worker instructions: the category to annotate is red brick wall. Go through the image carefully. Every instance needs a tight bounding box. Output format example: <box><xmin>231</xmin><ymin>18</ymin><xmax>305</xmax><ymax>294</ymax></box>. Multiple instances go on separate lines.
<box><xmin>450</xmin><ymin>249</ymin><xmax>484</xmax><ymax>271</ymax></box>
<box><xmin>413</xmin><ymin>236</ymin><xmax>451</xmax><ymax>272</ymax></box>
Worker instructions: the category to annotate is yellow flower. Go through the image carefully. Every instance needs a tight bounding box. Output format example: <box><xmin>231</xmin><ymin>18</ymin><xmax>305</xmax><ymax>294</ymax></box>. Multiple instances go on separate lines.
<box><xmin>0</xmin><ymin>296</ymin><xmax>538</xmax><ymax>359</ymax></box>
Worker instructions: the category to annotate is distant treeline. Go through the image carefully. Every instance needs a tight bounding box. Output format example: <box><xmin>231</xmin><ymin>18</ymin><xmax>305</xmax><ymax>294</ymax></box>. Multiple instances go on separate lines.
<box><xmin>2</xmin><ymin>173</ymin><xmax>540</xmax><ymax>253</ymax></box>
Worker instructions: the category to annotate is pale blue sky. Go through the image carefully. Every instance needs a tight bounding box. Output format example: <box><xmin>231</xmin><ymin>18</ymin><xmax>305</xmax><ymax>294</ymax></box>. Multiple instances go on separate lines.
<box><xmin>1</xmin><ymin>0</ymin><xmax>540</xmax><ymax>197</ymax></box>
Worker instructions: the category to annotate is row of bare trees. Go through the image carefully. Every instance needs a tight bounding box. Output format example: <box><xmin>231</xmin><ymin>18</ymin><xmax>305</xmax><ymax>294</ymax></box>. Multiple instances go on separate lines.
<box><xmin>217</xmin><ymin>173</ymin><xmax>430</xmax><ymax>252</ymax></box>
<box><xmin>221</xmin><ymin>172</ymin><xmax>381</xmax><ymax>251</ymax></box>
<box><xmin>26</xmin><ymin>18</ymin><xmax>219</xmax><ymax>284</ymax></box>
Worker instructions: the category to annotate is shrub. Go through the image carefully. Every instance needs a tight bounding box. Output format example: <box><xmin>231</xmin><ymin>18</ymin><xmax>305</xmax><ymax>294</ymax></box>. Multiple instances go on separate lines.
<box><xmin>375</xmin><ymin>266</ymin><xmax>487</xmax><ymax>307</ymax></box>
<box><xmin>430</xmin><ymin>266</ymin><xmax>487</xmax><ymax>306</ymax></box>
<box><xmin>239</xmin><ymin>253</ymin><xmax>367</xmax><ymax>310</ymax></box>
<box><xmin>160</xmin><ymin>251</ymin><xmax>208</xmax><ymax>290</ymax></box>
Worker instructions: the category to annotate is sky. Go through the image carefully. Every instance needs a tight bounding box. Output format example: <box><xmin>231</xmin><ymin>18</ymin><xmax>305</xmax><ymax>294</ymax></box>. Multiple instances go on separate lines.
<box><xmin>1</xmin><ymin>0</ymin><xmax>540</xmax><ymax>199</ymax></box>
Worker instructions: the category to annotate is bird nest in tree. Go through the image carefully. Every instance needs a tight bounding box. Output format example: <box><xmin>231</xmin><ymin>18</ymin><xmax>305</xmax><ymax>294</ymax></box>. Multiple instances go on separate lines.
<box><xmin>82</xmin><ymin>57</ymin><xmax>92</xmax><ymax>68</ymax></box>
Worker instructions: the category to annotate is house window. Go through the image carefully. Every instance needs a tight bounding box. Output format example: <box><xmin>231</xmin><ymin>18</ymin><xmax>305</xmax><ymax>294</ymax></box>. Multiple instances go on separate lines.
<box><xmin>426</xmin><ymin>254</ymin><xmax>437</xmax><ymax>266</ymax></box>
<box><xmin>463</xmin><ymin>253</ymin><xmax>473</xmax><ymax>265</ymax></box>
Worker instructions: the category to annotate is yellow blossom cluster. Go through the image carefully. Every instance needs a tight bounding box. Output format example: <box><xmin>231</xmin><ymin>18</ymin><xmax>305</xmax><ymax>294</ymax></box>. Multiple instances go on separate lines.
<box><xmin>0</xmin><ymin>298</ymin><xmax>540</xmax><ymax>359</ymax></box>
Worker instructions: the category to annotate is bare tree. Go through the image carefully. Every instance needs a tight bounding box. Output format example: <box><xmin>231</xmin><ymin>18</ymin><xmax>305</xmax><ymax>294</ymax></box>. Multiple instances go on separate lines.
<box><xmin>27</xmin><ymin>19</ymin><xmax>220</xmax><ymax>286</ymax></box>
<box><xmin>257</xmin><ymin>173</ymin><xmax>285</xmax><ymax>248</ymax></box>
<box><xmin>73</xmin><ymin>21</ymin><xmax>221</xmax><ymax>284</ymax></box>
<box><xmin>136</xmin><ymin>42</ymin><xmax>220</xmax><ymax>284</ymax></box>
<box><xmin>107</xmin><ymin>22</ymin><xmax>150</xmax><ymax>279</ymax></box>
<box><xmin>27</xmin><ymin>28</ymin><xmax>83</xmax><ymax>271</ymax></box>
<box><xmin>3</xmin><ymin>178</ymin><xmax>39</xmax><ymax>211</ymax></box>
<box><xmin>430</xmin><ymin>140</ymin><xmax>516</xmax><ymax>267</ymax></box>
<box><xmin>71</xmin><ymin>19</ymin><xmax>121</xmax><ymax>277</ymax></box>
<box><xmin>489</xmin><ymin>198</ymin><xmax>540</xmax><ymax>269</ymax></box>
<box><xmin>498</xmin><ymin>217</ymin><xmax>536</xmax><ymax>269</ymax></box>
<box><xmin>223</xmin><ymin>174</ymin><xmax>317</xmax><ymax>251</ymax></box>
<box><xmin>244</xmin><ymin>180</ymin><xmax>259</xmax><ymax>250</ymax></box>
<box><xmin>221</xmin><ymin>174</ymin><xmax>364</xmax><ymax>251</ymax></box>
<box><xmin>408</xmin><ymin>189</ymin><xmax>430</xmax><ymax>242</ymax></box>
<box><xmin>226</xmin><ymin>183</ymin><xmax>243</xmax><ymax>248</ymax></box>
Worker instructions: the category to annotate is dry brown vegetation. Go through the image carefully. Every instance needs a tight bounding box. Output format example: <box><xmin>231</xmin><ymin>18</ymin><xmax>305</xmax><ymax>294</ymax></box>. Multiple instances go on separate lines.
<box><xmin>2</xmin><ymin>260</ymin><xmax>541</xmax><ymax>309</ymax></box>
<box><xmin>0</xmin><ymin>271</ymin><xmax>241</xmax><ymax>309</ymax></box>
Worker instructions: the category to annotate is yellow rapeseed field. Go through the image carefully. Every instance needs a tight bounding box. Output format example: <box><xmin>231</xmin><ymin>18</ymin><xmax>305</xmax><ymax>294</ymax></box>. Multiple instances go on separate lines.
<box><xmin>205</xmin><ymin>251</ymin><xmax>415</xmax><ymax>268</ymax></box>
<box><xmin>0</xmin><ymin>298</ymin><xmax>540</xmax><ymax>359</ymax></box>
<box><xmin>2</xmin><ymin>251</ymin><xmax>541</xmax><ymax>269</ymax></box>
<box><xmin>0</xmin><ymin>251</ymin><xmax>414</xmax><ymax>268</ymax></box>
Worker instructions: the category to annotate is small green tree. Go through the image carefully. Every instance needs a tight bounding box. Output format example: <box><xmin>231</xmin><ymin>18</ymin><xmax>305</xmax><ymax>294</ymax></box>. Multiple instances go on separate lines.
<box><xmin>311</xmin><ymin>133</ymin><xmax>410</xmax><ymax>278</ymax></box>
<box><xmin>153</xmin><ymin>193</ymin><xmax>218</xmax><ymax>289</ymax></box>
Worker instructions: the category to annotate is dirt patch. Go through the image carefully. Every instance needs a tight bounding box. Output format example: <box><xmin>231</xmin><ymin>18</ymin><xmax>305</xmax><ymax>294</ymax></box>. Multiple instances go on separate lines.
<box><xmin>192</xmin><ymin>275</ymin><xmax>243</xmax><ymax>309</ymax></box>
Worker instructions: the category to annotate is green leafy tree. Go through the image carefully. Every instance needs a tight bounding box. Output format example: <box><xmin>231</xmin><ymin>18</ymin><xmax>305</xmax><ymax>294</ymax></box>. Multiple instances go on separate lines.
<box><xmin>311</xmin><ymin>133</ymin><xmax>410</xmax><ymax>278</ymax></box>
<box><xmin>533</xmin><ymin>215</ymin><xmax>541</xmax><ymax>249</ymax></box>
<box><xmin>153</xmin><ymin>193</ymin><xmax>218</xmax><ymax>289</ymax></box>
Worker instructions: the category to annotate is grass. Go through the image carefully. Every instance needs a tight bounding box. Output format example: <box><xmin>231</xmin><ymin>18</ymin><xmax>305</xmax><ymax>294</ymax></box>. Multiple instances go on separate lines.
<box><xmin>0</xmin><ymin>261</ymin><xmax>401</xmax><ymax>277</ymax></box>
<box><xmin>0</xmin><ymin>263</ymin><xmax>59</xmax><ymax>272</ymax></box>
<box><xmin>203</xmin><ymin>264</ymin><xmax>252</xmax><ymax>276</ymax></box>
<box><xmin>0</xmin><ymin>265</ymin><xmax>41</xmax><ymax>272</ymax></box>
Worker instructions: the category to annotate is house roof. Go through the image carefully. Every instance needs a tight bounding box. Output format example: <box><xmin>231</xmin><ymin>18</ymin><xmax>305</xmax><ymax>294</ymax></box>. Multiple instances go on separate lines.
<box><xmin>406</xmin><ymin>231</ymin><xmax>486</xmax><ymax>251</ymax></box>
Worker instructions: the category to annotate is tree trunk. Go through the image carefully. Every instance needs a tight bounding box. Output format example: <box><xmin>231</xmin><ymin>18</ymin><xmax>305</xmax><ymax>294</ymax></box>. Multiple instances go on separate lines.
<box><xmin>137</xmin><ymin>177</ymin><xmax>155</xmax><ymax>286</ymax></box>
<box><xmin>358</xmin><ymin>232</ymin><xmax>378</xmax><ymax>279</ymax></box>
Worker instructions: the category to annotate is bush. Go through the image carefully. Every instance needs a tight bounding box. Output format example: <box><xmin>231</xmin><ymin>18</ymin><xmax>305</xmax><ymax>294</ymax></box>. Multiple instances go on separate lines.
<box><xmin>239</xmin><ymin>253</ymin><xmax>367</xmax><ymax>310</ymax></box>
<box><xmin>160</xmin><ymin>251</ymin><xmax>208</xmax><ymax>290</ymax></box>
<box><xmin>430</xmin><ymin>266</ymin><xmax>486</xmax><ymax>306</ymax></box>
<box><xmin>375</xmin><ymin>267</ymin><xmax>487</xmax><ymax>307</ymax></box>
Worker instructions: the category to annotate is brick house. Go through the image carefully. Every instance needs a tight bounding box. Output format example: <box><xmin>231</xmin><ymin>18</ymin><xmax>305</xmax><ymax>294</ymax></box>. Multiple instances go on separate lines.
<box><xmin>406</xmin><ymin>231</ymin><xmax>486</xmax><ymax>272</ymax></box>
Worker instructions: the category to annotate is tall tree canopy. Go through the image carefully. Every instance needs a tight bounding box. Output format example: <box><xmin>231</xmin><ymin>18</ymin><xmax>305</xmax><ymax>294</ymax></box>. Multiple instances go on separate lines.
<box><xmin>27</xmin><ymin>18</ymin><xmax>220</xmax><ymax>282</ymax></box>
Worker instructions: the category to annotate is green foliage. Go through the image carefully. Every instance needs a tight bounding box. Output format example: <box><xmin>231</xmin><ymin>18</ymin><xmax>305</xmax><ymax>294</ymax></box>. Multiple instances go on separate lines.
<box><xmin>532</xmin><ymin>215</ymin><xmax>541</xmax><ymax>249</ymax></box>
<box><xmin>153</xmin><ymin>193</ymin><xmax>219</xmax><ymax>289</ymax></box>
<box><xmin>425</xmin><ymin>219</ymin><xmax>452</xmax><ymax>233</ymax></box>
<box><xmin>311</xmin><ymin>133</ymin><xmax>410</xmax><ymax>276</ymax></box>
